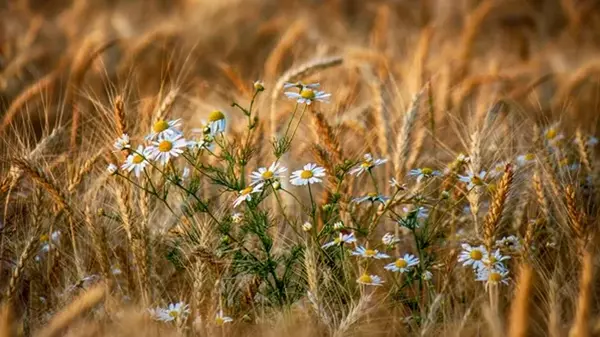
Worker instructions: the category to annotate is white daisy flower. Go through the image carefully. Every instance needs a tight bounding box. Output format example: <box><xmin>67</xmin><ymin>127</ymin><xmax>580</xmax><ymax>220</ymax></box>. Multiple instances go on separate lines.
<box><xmin>543</xmin><ymin>125</ymin><xmax>564</xmax><ymax>145</ymax></box>
<box><xmin>147</xmin><ymin>133</ymin><xmax>188</xmax><ymax>165</ymax></box>
<box><xmin>121</xmin><ymin>145</ymin><xmax>151</xmax><ymax>178</ymax></box>
<box><xmin>146</xmin><ymin>119</ymin><xmax>182</xmax><ymax>141</ymax></box>
<box><xmin>458</xmin><ymin>243</ymin><xmax>487</xmax><ymax>270</ymax></box>
<box><xmin>351</xmin><ymin>246</ymin><xmax>390</xmax><ymax>259</ymax></box>
<box><xmin>107</xmin><ymin>163</ymin><xmax>118</xmax><ymax>175</ymax></box>
<box><xmin>302</xmin><ymin>222</ymin><xmax>313</xmax><ymax>232</ymax></box>
<box><xmin>495</xmin><ymin>235</ymin><xmax>522</xmax><ymax>252</ymax></box>
<box><xmin>353</xmin><ymin>192</ymin><xmax>389</xmax><ymax>204</ymax></box>
<box><xmin>207</xmin><ymin>110</ymin><xmax>226</xmax><ymax>135</ymax></box>
<box><xmin>384</xmin><ymin>254</ymin><xmax>419</xmax><ymax>273</ymax></box>
<box><xmin>489</xmin><ymin>162</ymin><xmax>509</xmax><ymax>178</ymax></box>
<box><xmin>215</xmin><ymin>310</ymin><xmax>233</xmax><ymax>326</ymax></box>
<box><xmin>233</xmin><ymin>183</ymin><xmax>263</xmax><ymax>208</ymax></box>
<box><xmin>482</xmin><ymin>249</ymin><xmax>510</xmax><ymax>271</ymax></box>
<box><xmin>402</xmin><ymin>206</ymin><xmax>428</xmax><ymax>219</ymax></box>
<box><xmin>349</xmin><ymin>154</ymin><xmax>388</xmax><ymax>176</ymax></box>
<box><xmin>588</xmin><ymin>136</ymin><xmax>599</xmax><ymax>146</ymax></box>
<box><xmin>322</xmin><ymin>231</ymin><xmax>357</xmax><ymax>248</ymax></box>
<box><xmin>476</xmin><ymin>268</ymin><xmax>509</xmax><ymax>288</ymax></box>
<box><xmin>422</xmin><ymin>270</ymin><xmax>433</xmax><ymax>280</ymax></box>
<box><xmin>250</xmin><ymin>162</ymin><xmax>287</xmax><ymax>186</ymax></box>
<box><xmin>159</xmin><ymin>302</ymin><xmax>190</xmax><ymax>322</ymax></box>
<box><xmin>458</xmin><ymin>170</ymin><xmax>487</xmax><ymax>190</ymax></box>
<box><xmin>516</xmin><ymin>153</ymin><xmax>536</xmax><ymax>167</ymax></box>
<box><xmin>290</xmin><ymin>163</ymin><xmax>326</xmax><ymax>186</ymax></box>
<box><xmin>382</xmin><ymin>232</ymin><xmax>400</xmax><ymax>246</ymax></box>
<box><xmin>284</xmin><ymin>82</ymin><xmax>330</xmax><ymax>105</ymax></box>
<box><xmin>113</xmin><ymin>134</ymin><xmax>130</xmax><ymax>151</ymax></box>
<box><xmin>408</xmin><ymin>167</ymin><xmax>442</xmax><ymax>182</ymax></box>
<box><xmin>356</xmin><ymin>273</ymin><xmax>384</xmax><ymax>286</ymax></box>
<box><xmin>40</xmin><ymin>231</ymin><xmax>61</xmax><ymax>253</ymax></box>
<box><xmin>232</xmin><ymin>212</ymin><xmax>243</xmax><ymax>224</ymax></box>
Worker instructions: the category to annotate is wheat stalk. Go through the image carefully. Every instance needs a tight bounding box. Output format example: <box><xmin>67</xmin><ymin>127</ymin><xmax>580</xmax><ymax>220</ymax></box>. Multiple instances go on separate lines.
<box><xmin>569</xmin><ymin>250</ymin><xmax>594</xmax><ymax>337</ymax></box>
<box><xmin>508</xmin><ymin>264</ymin><xmax>533</xmax><ymax>337</ymax></box>
<box><xmin>483</xmin><ymin>163</ymin><xmax>514</xmax><ymax>251</ymax></box>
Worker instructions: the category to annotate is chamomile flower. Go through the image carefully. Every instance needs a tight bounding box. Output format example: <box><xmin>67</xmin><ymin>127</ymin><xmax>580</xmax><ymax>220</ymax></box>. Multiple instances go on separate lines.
<box><xmin>284</xmin><ymin>82</ymin><xmax>330</xmax><ymax>105</ymax></box>
<box><xmin>408</xmin><ymin>167</ymin><xmax>442</xmax><ymax>182</ymax></box>
<box><xmin>422</xmin><ymin>270</ymin><xmax>433</xmax><ymax>280</ymax></box>
<box><xmin>458</xmin><ymin>243</ymin><xmax>487</xmax><ymax>270</ymax></box>
<box><xmin>107</xmin><ymin>163</ymin><xmax>118</xmax><ymax>175</ymax></box>
<box><xmin>543</xmin><ymin>124</ymin><xmax>564</xmax><ymax>145</ymax></box>
<box><xmin>232</xmin><ymin>213</ymin><xmax>243</xmax><ymax>224</ymax></box>
<box><xmin>384</xmin><ymin>254</ymin><xmax>419</xmax><ymax>273</ymax></box>
<box><xmin>40</xmin><ymin>231</ymin><xmax>61</xmax><ymax>253</ymax></box>
<box><xmin>253</xmin><ymin>80</ymin><xmax>265</xmax><ymax>91</ymax></box>
<box><xmin>233</xmin><ymin>183</ymin><xmax>263</xmax><ymax>208</ymax></box>
<box><xmin>495</xmin><ymin>235</ymin><xmax>522</xmax><ymax>252</ymax></box>
<box><xmin>147</xmin><ymin>134</ymin><xmax>188</xmax><ymax>165</ymax></box>
<box><xmin>207</xmin><ymin>110</ymin><xmax>226</xmax><ymax>135</ymax></box>
<box><xmin>458</xmin><ymin>170</ymin><xmax>487</xmax><ymax>190</ymax></box>
<box><xmin>215</xmin><ymin>310</ymin><xmax>233</xmax><ymax>326</ymax></box>
<box><xmin>489</xmin><ymin>161</ymin><xmax>509</xmax><ymax>178</ymax></box>
<box><xmin>250</xmin><ymin>162</ymin><xmax>287</xmax><ymax>186</ymax></box>
<box><xmin>476</xmin><ymin>268</ymin><xmax>509</xmax><ymax>288</ymax></box>
<box><xmin>482</xmin><ymin>249</ymin><xmax>510</xmax><ymax>271</ymax></box>
<box><xmin>516</xmin><ymin>153</ymin><xmax>536</xmax><ymax>166</ymax></box>
<box><xmin>353</xmin><ymin>192</ymin><xmax>389</xmax><ymax>204</ymax></box>
<box><xmin>150</xmin><ymin>302</ymin><xmax>190</xmax><ymax>322</ymax></box>
<box><xmin>356</xmin><ymin>273</ymin><xmax>384</xmax><ymax>286</ymax></box>
<box><xmin>352</xmin><ymin>246</ymin><xmax>390</xmax><ymax>259</ymax></box>
<box><xmin>290</xmin><ymin>163</ymin><xmax>326</xmax><ymax>186</ymax></box>
<box><xmin>382</xmin><ymin>232</ymin><xmax>400</xmax><ymax>246</ymax></box>
<box><xmin>113</xmin><ymin>134</ymin><xmax>130</xmax><ymax>151</ymax></box>
<box><xmin>349</xmin><ymin>154</ymin><xmax>388</xmax><ymax>176</ymax></box>
<box><xmin>121</xmin><ymin>145</ymin><xmax>151</xmax><ymax>178</ymax></box>
<box><xmin>146</xmin><ymin>119</ymin><xmax>182</xmax><ymax>140</ymax></box>
<box><xmin>322</xmin><ymin>231</ymin><xmax>357</xmax><ymax>248</ymax></box>
<box><xmin>402</xmin><ymin>206</ymin><xmax>428</xmax><ymax>219</ymax></box>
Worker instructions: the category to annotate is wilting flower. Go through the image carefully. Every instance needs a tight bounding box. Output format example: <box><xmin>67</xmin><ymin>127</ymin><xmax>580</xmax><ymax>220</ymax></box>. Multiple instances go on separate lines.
<box><xmin>233</xmin><ymin>184</ymin><xmax>263</xmax><ymax>208</ymax></box>
<box><xmin>147</xmin><ymin>134</ymin><xmax>188</xmax><ymax>165</ymax></box>
<box><xmin>121</xmin><ymin>145</ymin><xmax>151</xmax><ymax>178</ymax></box>
<box><xmin>146</xmin><ymin>119</ymin><xmax>182</xmax><ymax>140</ymax></box>
<box><xmin>322</xmin><ymin>231</ymin><xmax>356</xmax><ymax>248</ymax></box>
<box><xmin>333</xmin><ymin>222</ymin><xmax>344</xmax><ymax>230</ymax></box>
<box><xmin>250</xmin><ymin>162</ymin><xmax>287</xmax><ymax>186</ymax></box>
<box><xmin>495</xmin><ymin>235</ymin><xmax>522</xmax><ymax>252</ymax></box>
<box><xmin>349</xmin><ymin>154</ymin><xmax>387</xmax><ymax>176</ymax></box>
<box><xmin>422</xmin><ymin>270</ymin><xmax>433</xmax><ymax>280</ymax></box>
<box><xmin>215</xmin><ymin>310</ymin><xmax>233</xmax><ymax>326</ymax></box>
<box><xmin>113</xmin><ymin>134</ymin><xmax>130</xmax><ymax>151</ymax></box>
<box><xmin>284</xmin><ymin>82</ymin><xmax>330</xmax><ymax>105</ymax></box>
<box><xmin>384</xmin><ymin>254</ymin><xmax>419</xmax><ymax>273</ymax></box>
<box><xmin>352</xmin><ymin>246</ymin><xmax>390</xmax><ymax>259</ymax></box>
<box><xmin>207</xmin><ymin>110</ymin><xmax>226</xmax><ymax>135</ymax></box>
<box><xmin>458</xmin><ymin>243</ymin><xmax>487</xmax><ymax>270</ymax></box>
<box><xmin>408</xmin><ymin>167</ymin><xmax>442</xmax><ymax>182</ymax></box>
<box><xmin>290</xmin><ymin>163</ymin><xmax>326</xmax><ymax>186</ymax></box>
<box><xmin>389</xmin><ymin>177</ymin><xmax>407</xmax><ymax>190</ymax></box>
<box><xmin>458</xmin><ymin>171</ymin><xmax>487</xmax><ymax>190</ymax></box>
<box><xmin>353</xmin><ymin>192</ymin><xmax>389</xmax><ymax>204</ymax></box>
<box><xmin>402</xmin><ymin>206</ymin><xmax>428</xmax><ymax>219</ymax></box>
<box><xmin>107</xmin><ymin>163</ymin><xmax>118</xmax><ymax>175</ymax></box>
<box><xmin>382</xmin><ymin>232</ymin><xmax>400</xmax><ymax>246</ymax></box>
<box><xmin>356</xmin><ymin>273</ymin><xmax>384</xmax><ymax>286</ymax></box>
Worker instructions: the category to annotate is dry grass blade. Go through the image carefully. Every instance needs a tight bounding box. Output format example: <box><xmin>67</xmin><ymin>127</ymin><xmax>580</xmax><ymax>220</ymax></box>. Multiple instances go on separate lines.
<box><xmin>34</xmin><ymin>283</ymin><xmax>107</xmax><ymax>337</ymax></box>
<box><xmin>508</xmin><ymin>264</ymin><xmax>533</xmax><ymax>337</ymax></box>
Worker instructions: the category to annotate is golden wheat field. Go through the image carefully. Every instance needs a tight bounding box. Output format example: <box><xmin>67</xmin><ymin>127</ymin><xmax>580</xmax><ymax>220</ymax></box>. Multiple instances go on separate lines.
<box><xmin>2</xmin><ymin>0</ymin><xmax>600</xmax><ymax>336</ymax></box>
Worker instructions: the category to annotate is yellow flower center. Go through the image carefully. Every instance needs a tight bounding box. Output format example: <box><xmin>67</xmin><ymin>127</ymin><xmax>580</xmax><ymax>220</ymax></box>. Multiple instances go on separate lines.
<box><xmin>524</xmin><ymin>153</ymin><xmax>535</xmax><ymax>161</ymax></box>
<box><xmin>395</xmin><ymin>259</ymin><xmax>408</xmax><ymax>268</ymax></box>
<box><xmin>333</xmin><ymin>237</ymin><xmax>341</xmax><ymax>244</ymax></box>
<box><xmin>559</xmin><ymin>158</ymin><xmax>569</xmax><ymax>167</ymax></box>
<box><xmin>169</xmin><ymin>311</ymin><xmax>179</xmax><ymax>318</ymax></box>
<box><xmin>40</xmin><ymin>234</ymin><xmax>49</xmax><ymax>242</ymax></box>
<box><xmin>240</xmin><ymin>186</ymin><xmax>253</xmax><ymax>196</ymax></box>
<box><xmin>262</xmin><ymin>171</ymin><xmax>274</xmax><ymax>179</ymax></box>
<box><xmin>364</xmin><ymin>249</ymin><xmax>377</xmax><ymax>257</ymax></box>
<box><xmin>545</xmin><ymin>128</ymin><xmax>557</xmax><ymax>140</ymax></box>
<box><xmin>360</xmin><ymin>161</ymin><xmax>372</xmax><ymax>168</ymax></box>
<box><xmin>300</xmin><ymin>170</ymin><xmax>314</xmax><ymax>179</ymax></box>
<box><xmin>489</xmin><ymin>272</ymin><xmax>502</xmax><ymax>283</ymax></box>
<box><xmin>421</xmin><ymin>167</ymin><xmax>433</xmax><ymax>175</ymax></box>
<box><xmin>158</xmin><ymin>140</ymin><xmax>173</xmax><ymax>152</ymax></box>
<box><xmin>215</xmin><ymin>317</ymin><xmax>224</xmax><ymax>326</ymax></box>
<box><xmin>132</xmin><ymin>155</ymin><xmax>144</xmax><ymax>164</ymax></box>
<box><xmin>471</xmin><ymin>176</ymin><xmax>483</xmax><ymax>186</ymax></box>
<box><xmin>367</xmin><ymin>192</ymin><xmax>378</xmax><ymax>198</ymax></box>
<box><xmin>300</xmin><ymin>89</ymin><xmax>316</xmax><ymax>99</ymax></box>
<box><xmin>470</xmin><ymin>249</ymin><xmax>483</xmax><ymax>260</ymax></box>
<box><xmin>358</xmin><ymin>274</ymin><xmax>373</xmax><ymax>284</ymax></box>
<box><xmin>153</xmin><ymin>120</ymin><xmax>169</xmax><ymax>133</ymax></box>
<box><xmin>208</xmin><ymin>110</ymin><xmax>225</xmax><ymax>122</ymax></box>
